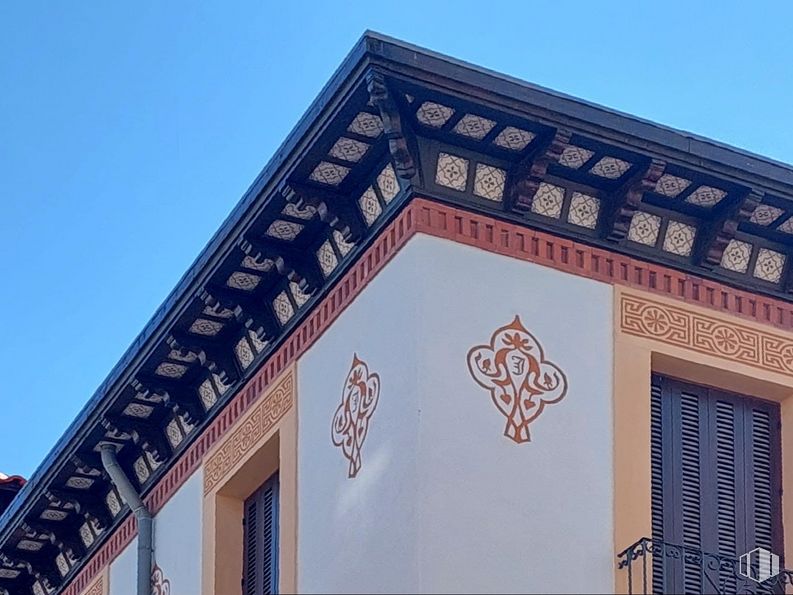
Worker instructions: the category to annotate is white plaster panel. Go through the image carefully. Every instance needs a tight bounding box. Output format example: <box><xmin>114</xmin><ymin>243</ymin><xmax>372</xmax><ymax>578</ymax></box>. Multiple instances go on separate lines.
<box><xmin>298</xmin><ymin>241</ymin><xmax>422</xmax><ymax>594</ymax></box>
<box><xmin>108</xmin><ymin>538</ymin><xmax>135</xmax><ymax>595</ymax></box>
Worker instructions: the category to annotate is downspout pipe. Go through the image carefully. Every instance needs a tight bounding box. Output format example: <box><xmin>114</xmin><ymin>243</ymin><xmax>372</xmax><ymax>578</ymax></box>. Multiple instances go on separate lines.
<box><xmin>100</xmin><ymin>444</ymin><xmax>152</xmax><ymax>595</ymax></box>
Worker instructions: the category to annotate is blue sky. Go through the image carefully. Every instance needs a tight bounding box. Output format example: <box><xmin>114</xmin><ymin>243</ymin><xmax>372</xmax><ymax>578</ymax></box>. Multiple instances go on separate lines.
<box><xmin>2</xmin><ymin>1</ymin><xmax>792</xmax><ymax>478</ymax></box>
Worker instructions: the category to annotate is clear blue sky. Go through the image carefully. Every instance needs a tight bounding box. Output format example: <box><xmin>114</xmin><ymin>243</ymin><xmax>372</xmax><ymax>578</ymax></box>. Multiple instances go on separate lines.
<box><xmin>2</xmin><ymin>1</ymin><xmax>792</xmax><ymax>478</ymax></box>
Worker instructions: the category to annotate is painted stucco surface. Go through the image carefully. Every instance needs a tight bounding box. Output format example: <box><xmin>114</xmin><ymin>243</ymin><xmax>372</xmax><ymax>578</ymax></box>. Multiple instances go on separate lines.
<box><xmin>298</xmin><ymin>233</ymin><xmax>614</xmax><ymax>593</ymax></box>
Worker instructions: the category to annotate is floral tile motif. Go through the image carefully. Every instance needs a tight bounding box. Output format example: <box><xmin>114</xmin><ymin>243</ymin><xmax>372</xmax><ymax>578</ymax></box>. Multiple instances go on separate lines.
<box><xmin>416</xmin><ymin>101</ymin><xmax>455</xmax><ymax>128</ymax></box>
<box><xmin>235</xmin><ymin>337</ymin><xmax>254</xmax><ymax>369</ymax></box>
<box><xmin>777</xmin><ymin>217</ymin><xmax>793</xmax><ymax>234</ymax></box>
<box><xmin>376</xmin><ymin>163</ymin><xmax>400</xmax><ymax>203</ymax></box>
<box><xmin>473</xmin><ymin>163</ymin><xmax>506</xmax><ymax>202</ymax></box>
<box><xmin>226</xmin><ymin>271</ymin><xmax>261</xmax><ymax>291</ymax></box>
<box><xmin>272</xmin><ymin>291</ymin><xmax>294</xmax><ymax>325</ymax></box>
<box><xmin>654</xmin><ymin>174</ymin><xmax>691</xmax><ymax>198</ymax></box>
<box><xmin>331</xmin><ymin>354</ymin><xmax>381</xmax><ymax>478</ymax></box>
<box><xmin>347</xmin><ymin>112</ymin><xmax>383</xmax><ymax>138</ymax></box>
<box><xmin>281</xmin><ymin>202</ymin><xmax>316</xmax><ymax>221</ymax></box>
<box><xmin>493</xmin><ymin>126</ymin><xmax>536</xmax><ymax>151</ymax></box>
<box><xmin>188</xmin><ymin>318</ymin><xmax>224</xmax><ymax>336</ymax></box>
<box><xmin>662</xmin><ymin>220</ymin><xmax>697</xmax><ymax>257</ymax></box>
<box><xmin>589</xmin><ymin>156</ymin><xmax>631</xmax><ymax>179</ymax></box>
<box><xmin>309</xmin><ymin>161</ymin><xmax>350</xmax><ymax>186</ymax></box>
<box><xmin>466</xmin><ymin>316</ymin><xmax>567</xmax><ymax>443</ymax></box>
<box><xmin>685</xmin><ymin>185</ymin><xmax>727</xmax><ymax>208</ymax></box>
<box><xmin>357</xmin><ymin>186</ymin><xmax>382</xmax><ymax>226</ymax></box>
<box><xmin>750</xmin><ymin>205</ymin><xmax>785</xmax><ymax>226</ymax></box>
<box><xmin>531</xmin><ymin>183</ymin><xmax>564</xmax><ymax>219</ymax></box>
<box><xmin>720</xmin><ymin>239</ymin><xmax>753</xmax><ymax>273</ymax></box>
<box><xmin>265</xmin><ymin>219</ymin><xmax>304</xmax><ymax>241</ymax></box>
<box><xmin>452</xmin><ymin>114</ymin><xmax>496</xmax><ymax>140</ymax></box>
<box><xmin>329</xmin><ymin>137</ymin><xmax>369</xmax><ymax>163</ymax></box>
<box><xmin>753</xmin><ymin>248</ymin><xmax>786</xmax><ymax>283</ymax></box>
<box><xmin>558</xmin><ymin>146</ymin><xmax>594</xmax><ymax>169</ymax></box>
<box><xmin>317</xmin><ymin>240</ymin><xmax>338</xmax><ymax>277</ymax></box>
<box><xmin>628</xmin><ymin>212</ymin><xmax>662</xmax><ymax>246</ymax></box>
<box><xmin>155</xmin><ymin>362</ymin><xmax>188</xmax><ymax>379</ymax></box>
<box><xmin>567</xmin><ymin>192</ymin><xmax>600</xmax><ymax>229</ymax></box>
<box><xmin>435</xmin><ymin>152</ymin><xmax>469</xmax><ymax>191</ymax></box>
<box><xmin>123</xmin><ymin>402</ymin><xmax>154</xmax><ymax>418</ymax></box>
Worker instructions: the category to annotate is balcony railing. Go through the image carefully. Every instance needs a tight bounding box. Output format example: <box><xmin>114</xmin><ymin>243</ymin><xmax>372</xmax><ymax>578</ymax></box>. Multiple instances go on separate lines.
<box><xmin>618</xmin><ymin>538</ymin><xmax>793</xmax><ymax>595</ymax></box>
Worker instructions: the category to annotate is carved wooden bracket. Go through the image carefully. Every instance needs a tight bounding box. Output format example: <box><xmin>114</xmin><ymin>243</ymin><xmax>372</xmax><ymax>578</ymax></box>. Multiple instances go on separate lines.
<box><xmin>695</xmin><ymin>189</ymin><xmax>763</xmax><ymax>267</ymax></box>
<box><xmin>281</xmin><ymin>182</ymin><xmax>366</xmax><ymax>244</ymax></box>
<box><xmin>240</xmin><ymin>234</ymin><xmax>324</xmax><ymax>295</ymax></box>
<box><xmin>505</xmin><ymin>128</ymin><xmax>571</xmax><ymax>212</ymax></box>
<box><xmin>602</xmin><ymin>159</ymin><xmax>666</xmax><ymax>241</ymax></box>
<box><xmin>166</xmin><ymin>331</ymin><xmax>241</xmax><ymax>385</ymax></box>
<box><xmin>199</xmin><ymin>286</ymin><xmax>279</xmax><ymax>344</ymax></box>
<box><xmin>366</xmin><ymin>71</ymin><xmax>417</xmax><ymax>180</ymax></box>
<box><xmin>101</xmin><ymin>415</ymin><xmax>172</xmax><ymax>465</ymax></box>
<box><xmin>133</xmin><ymin>376</ymin><xmax>206</xmax><ymax>427</ymax></box>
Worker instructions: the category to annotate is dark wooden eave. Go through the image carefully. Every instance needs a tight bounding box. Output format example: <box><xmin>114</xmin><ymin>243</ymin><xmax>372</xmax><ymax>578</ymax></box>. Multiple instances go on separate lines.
<box><xmin>3</xmin><ymin>31</ymin><xmax>793</xmax><ymax>594</ymax></box>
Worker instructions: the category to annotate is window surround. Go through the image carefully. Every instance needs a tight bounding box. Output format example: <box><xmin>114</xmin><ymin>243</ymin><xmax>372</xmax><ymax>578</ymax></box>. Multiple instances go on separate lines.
<box><xmin>201</xmin><ymin>366</ymin><xmax>297</xmax><ymax>595</ymax></box>
<box><xmin>614</xmin><ymin>286</ymin><xmax>793</xmax><ymax>593</ymax></box>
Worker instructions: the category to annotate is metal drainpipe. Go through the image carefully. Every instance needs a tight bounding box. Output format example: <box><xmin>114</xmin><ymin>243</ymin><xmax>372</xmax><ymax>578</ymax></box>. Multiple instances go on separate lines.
<box><xmin>100</xmin><ymin>444</ymin><xmax>153</xmax><ymax>595</ymax></box>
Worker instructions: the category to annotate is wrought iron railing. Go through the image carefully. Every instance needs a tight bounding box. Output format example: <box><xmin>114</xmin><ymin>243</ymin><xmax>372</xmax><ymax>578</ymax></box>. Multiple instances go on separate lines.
<box><xmin>618</xmin><ymin>538</ymin><xmax>793</xmax><ymax>594</ymax></box>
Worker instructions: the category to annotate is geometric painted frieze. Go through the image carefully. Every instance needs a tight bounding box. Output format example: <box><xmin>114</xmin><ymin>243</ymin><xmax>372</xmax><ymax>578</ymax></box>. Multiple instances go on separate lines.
<box><xmin>332</xmin><ymin>354</ymin><xmax>381</xmax><ymax>478</ymax></box>
<box><xmin>467</xmin><ymin>316</ymin><xmax>568</xmax><ymax>443</ymax></box>
<box><xmin>620</xmin><ymin>293</ymin><xmax>793</xmax><ymax>379</ymax></box>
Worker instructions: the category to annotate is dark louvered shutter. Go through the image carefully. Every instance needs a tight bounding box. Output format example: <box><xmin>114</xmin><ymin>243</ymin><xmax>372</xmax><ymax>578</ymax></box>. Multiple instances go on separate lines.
<box><xmin>650</xmin><ymin>375</ymin><xmax>783</xmax><ymax>594</ymax></box>
<box><xmin>242</xmin><ymin>472</ymin><xmax>279</xmax><ymax>595</ymax></box>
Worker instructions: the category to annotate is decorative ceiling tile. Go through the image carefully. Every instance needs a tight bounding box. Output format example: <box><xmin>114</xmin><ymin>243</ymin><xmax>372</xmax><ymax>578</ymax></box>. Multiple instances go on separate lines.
<box><xmin>165</xmin><ymin>419</ymin><xmax>183</xmax><ymax>449</ymax></box>
<box><xmin>493</xmin><ymin>126</ymin><xmax>536</xmax><ymax>151</ymax></box>
<box><xmin>79</xmin><ymin>523</ymin><xmax>95</xmax><ymax>547</ymax></box>
<box><xmin>777</xmin><ymin>217</ymin><xmax>793</xmax><ymax>234</ymax></box>
<box><xmin>567</xmin><ymin>192</ymin><xmax>600</xmax><ymax>229</ymax></box>
<box><xmin>123</xmin><ymin>402</ymin><xmax>154</xmax><ymax>418</ymax></box>
<box><xmin>627</xmin><ymin>212</ymin><xmax>662</xmax><ymax>246</ymax></box>
<box><xmin>435</xmin><ymin>152</ymin><xmax>469</xmax><ymax>191</ymax></box>
<box><xmin>720</xmin><ymin>239</ymin><xmax>753</xmax><ymax>273</ymax></box>
<box><xmin>281</xmin><ymin>202</ymin><xmax>317</xmax><ymax>221</ymax></box>
<box><xmin>309</xmin><ymin>161</ymin><xmax>350</xmax><ymax>186</ymax></box>
<box><xmin>452</xmin><ymin>114</ymin><xmax>496</xmax><ymax>140</ymax></box>
<box><xmin>333</xmin><ymin>230</ymin><xmax>354</xmax><ymax>256</ymax></box>
<box><xmin>328</xmin><ymin>137</ymin><xmax>369</xmax><ymax>163</ymax></box>
<box><xmin>0</xmin><ymin>569</ymin><xmax>21</xmax><ymax>579</ymax></box>
<box><xmin>317</xmin><ymin>240</ymin><xmax>338</xmax><ymax>277</ymax></box>
<box><xmin>662</xmin><ymin>220</ymin><xmax>697</xmax><ymax>257</ymax></box>
<box><xmin>377</xmin><ymin>164</ymin><xmax>400</xmax><ymax>203</ymax></box>
<box><xmin>415</xmin><ymin>101</ymin><xmax>455</xmax><ymax>128</ymax></box>
<box><xmin>750</xmin><ymin>205</ymin><xmax>785</xmax><ymax>226</ymax></box>
<box><xmin>198</xmin><ymin>379</ymin><xmax>218</xmax><ymax>410</ymax></box>
<box><xmin>531</xmin><ymin>183</ymin><xmax>564</xmax><ymax>219</ymax></box>
<box><xmin>155</xmin><ymin>362</ymin><xmax>188</xmax><ymax>379</ymax></box>
<box><xmin>235</xmin><ymin>337</ymin><xmax>255</xmax><ymax>370</ymax></box>
<box><xmin>357</xmin><ymin>186</ymin><xmax>382</xmax><ymax>226</ymax></box>
<box><xmin>17</xmin><ymin>540</ymin><xmax>44</xmax><ymax>552</ymax></box>
<box><xmin>558</xmin><ymin>146</ymin><xmax>594</xmax><ymax>169</ymax></box>
<box><xmin>289</xmin><ymin>281</ymin><xmax>310</xmax><ymax>308</ymax></box>
<box><xmin>654</xmin><ymin>174</ymin><xmax>692</xmax><ymax>198</ymax></box>
<box><xmin>226</xmin><ymin>271</ymin><xmax>261</xmax><ymax>292</ymax></box>
<box><xmin>133</xmin><ymin>457</ymin><xmax>150</xmax><ymax>484</ymax></box>
<box><xmin>65</xmin><ymin>476</ymin><xmax>94</xmax><ymax>489</ymax></box>
<box><xmin>188</xmin><ymin>318</ymin><xmax>224</xmax><ymax>336</ymax></box>
<box><xmin>56</xmin><ymin>553</ymin><xmax>69</xmax><ymax>577</ymax></box>
<box><xmin>753</xmin><ymin>248</ymin><xmax>786</xmax><ymax>283</ymax></box>
<box><xmin>347</xmin><ymin>112</ymin><xmax>383</xmax><ymax>138</ymax></box>
<box><xmin>685</xmin><ymin>185</ymin><xmax>728</xmax><ymax>208</ymax></box>
<box><xmin>40</xmin><ymin>509</ymin><xmax>68</xmax><ymax>521</ymax></box>
<box><xmin>273</xmin><ymin>291</ymin><xmax>294</xmax><ymax>325</ymax></box>
<box><xmin>241</xmin><ymin>255</ymin><xmax>274</xmax><ymax>272</ymax></box>
<box><xmin>473</xmin><ymin>163</ymin><xmax>506</xmax><ymax>202</ymax></box>
<box><xmin>265</xmin><ymin>219</ymin><xmax>304</xmax><ymax>241</ymax></box>
<box><xmin>589</xmin><ymin>156</ymin><xmax>631</xmax><ymax>179</ymax></box>
<box><xmin>106</xmin><ymin>490</ymin><xmax>121</xmax><ymax>516</ymax></box>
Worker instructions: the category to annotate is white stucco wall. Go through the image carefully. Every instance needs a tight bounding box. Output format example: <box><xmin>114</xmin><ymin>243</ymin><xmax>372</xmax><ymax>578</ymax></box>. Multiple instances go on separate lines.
<box><xmin>298</xmin><ymin>233</ymin><xmax>614</xmax><ymax>593</ymax></box>
<box><xmin>108</xmin><ymin>468</ymin><xmax>203</xmax><ymax>594</ymax></box>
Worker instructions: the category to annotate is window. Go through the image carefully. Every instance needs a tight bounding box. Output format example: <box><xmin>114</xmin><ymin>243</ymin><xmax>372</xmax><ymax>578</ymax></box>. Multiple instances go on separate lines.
<box><xmin>243</xmin><ymin>472</ymin><xmax>279</xmax><ymax>595</ymax></box>
<box><xmin>651</xmin><ymin>375</ymin><xmax>783</xmax><ymax>593</ymax></box>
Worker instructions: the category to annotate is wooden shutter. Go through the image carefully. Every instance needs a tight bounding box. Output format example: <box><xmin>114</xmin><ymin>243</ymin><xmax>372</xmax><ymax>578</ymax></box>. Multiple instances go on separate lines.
<box><xmin>243</xmin><ymin>472</ymin><xmax>279</xmax><ymax>595</ymax></box>
<box><xmin>650</xmin><ymin>375</ymin><xmax>783</xmax><ymax>594</ymax></box>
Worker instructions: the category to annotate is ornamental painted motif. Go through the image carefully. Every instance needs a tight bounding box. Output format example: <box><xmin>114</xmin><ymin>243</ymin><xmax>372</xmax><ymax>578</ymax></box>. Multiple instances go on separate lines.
<box><xmin>151</xmin><ymin>564</ymin><xmax>171</xmax><ymax>595</ymax></box>
<box><xmin>332</xmin><ymin>354</ymin><xmax>381</xmax><ymax>478</ymax></box>
<box><xmin>467</xmin><ymin>316</ymin><xmax>568</xmax><ymax>443</ymax></box>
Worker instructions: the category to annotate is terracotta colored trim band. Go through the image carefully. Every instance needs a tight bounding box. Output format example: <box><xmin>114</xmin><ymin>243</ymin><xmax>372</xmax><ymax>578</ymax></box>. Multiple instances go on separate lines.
<box><xmin>62</xmin><ymin>196</ymin><xmax>793</xmax><ymax>594</ymax></box>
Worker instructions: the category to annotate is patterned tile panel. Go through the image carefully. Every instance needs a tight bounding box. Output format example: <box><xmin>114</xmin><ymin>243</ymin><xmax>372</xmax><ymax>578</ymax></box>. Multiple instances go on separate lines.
<box><xmin>347</xmin><ymin>112</ymin><xmax>383</xmax><ymax>138</ymax></box>
<box><xmin>309</xmin><ymin>161</ymin><xmax>350</xmax><ymax>186</ymax></box>
<box><xmin>273</xmin><ymin>291</ymin><xmax>294</xmax><ymax>325</ymax></box>
<box><xmin>358</xmin><ymin>186</ymin><xmax>382</xmax><ymax>226</ymax></box>
<box><xmin>720</xmin><ymin>239</ymin><xmax>753</xmax><ymax>273</ymax></box>
<box><xmin>567</xmin><ymin>192</ymin><xmax>600</xmax><ymax>229</ymax></box>
<box><xmin>376</xmin><ymin>164</ymin><xmax>400</xmax><ymax>203</ymax></box>
<box><xmin>473</xmin><ymin>164</ymin><xmax>506</xmax><ymax>202</ymax></box>
<box><xmin>627</xmin><ymin>212</ymin><xmax>662</xmax><ymax>246</ymax></box>
<box><xmin>686</xmin><ymin>185</ymin><xmax>728</xmax><ymax>208</ymax></box>
<box><xmin>777</xmin><ymin>217</ymin><xmax>793</xmax><ymax>234</ymax></box>
<box><xmin>753</xmin><ymin>248</ymin><xmax>786</xmax><ymax>283</ymax></box>
<box><xmin>531</xmin><ymin>183</ymin><xmax>564</xmax><ymax>219</ymax></box>
<box><xmin>452</xmin><ymin>114</ymin><xmax>496</xmax><ymax>140</ymax></box>
<box><xmin>188</xmin><ymin>318</ymin><xmax>224</xmax><ymax>337</ymax></box>
<box><xmin>435</xmin><ymin>152</ymin><xmax>469</xmax><ymax>191</ymax></box>
<box><xmin>226</xmin><ymin>271</ymin><xmax>261</xmax><ymax>291</ymax></box>
<box><xmin>750</xmin><ymin>205</ymin><xmax>785</xmax><ymax>226</ymax></box>
<box><xmin>265</xmin><ymin>219</ymin><xmax>304</xmax><ymax>241</ymax></box>
<box><xmin>662</xmin><ymin>220</ymin><xmax>697</xmax><ymax>257</ymax></box>
<box><xmin>317</xmin><ymin>240</ymin><xmax>339</xmax><ymax>277</ymax></box>
<box><xmin>558</xmin><ymin>146</ymin><xmax>594</xmax><ymax>169</ymax></box>
<box><xmin>328</xmin><ymin>137</ymin><xmax>369</xmax><ymax>163</ymax></box>
<box><xmin>415</xmin><ymin>101</ymin><xmax>454</xmax><ymax>128</ymax></box>
<box><xmin>493</xmin><ymin>126</ymin><xmax>536</xmax><ymax>151</ymax></box>
<box><xmin>589</xmin><ymin>156</ymin><xmax>631</xmax><ymax>179</ymax></box>
<box><xmin>654</xmin><ymin>174</ymin><xmax>691</xmax><ymax>198</ymax></box>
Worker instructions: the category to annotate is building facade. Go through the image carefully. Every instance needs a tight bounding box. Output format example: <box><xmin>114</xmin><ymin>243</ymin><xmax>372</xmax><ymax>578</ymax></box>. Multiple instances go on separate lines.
<box><xmin>2</xmin><ymin>33</ymin><xmax>793</xmax><ymax>595</ymax></box>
